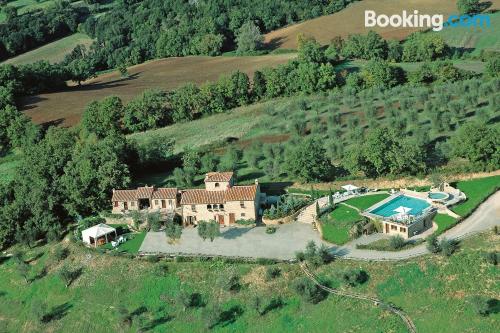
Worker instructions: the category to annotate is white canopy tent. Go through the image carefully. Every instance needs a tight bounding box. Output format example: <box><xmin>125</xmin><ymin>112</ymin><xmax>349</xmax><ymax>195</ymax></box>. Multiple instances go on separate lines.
<box><xmin>81</xmin><ymin>223</ymin><xmax>117</xmax><ymax>247</ymax></box>
<box><xmin>342</xmin><ymin>184</ymin><xmax>359</xmax><ymax>193</ymax></box>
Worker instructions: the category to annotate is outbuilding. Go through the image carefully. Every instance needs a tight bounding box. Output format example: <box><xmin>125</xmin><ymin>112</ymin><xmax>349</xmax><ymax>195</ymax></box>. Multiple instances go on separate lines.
<box><xmin>81</xmin><ymin>223</ymin><xmax>117</xmax><ymax>247</ymax></box>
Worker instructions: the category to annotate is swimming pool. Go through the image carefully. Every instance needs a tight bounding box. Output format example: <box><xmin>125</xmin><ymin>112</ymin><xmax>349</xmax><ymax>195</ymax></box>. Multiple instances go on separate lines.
<box><xmin>428</xmin><ymin>192</ymin><xmax>449</xmax><ymax>200</ymax></box>
<box><xmin>368</xmin><ymin>195</ymin><xmax>430</xmax><ymax>218</ymax></box>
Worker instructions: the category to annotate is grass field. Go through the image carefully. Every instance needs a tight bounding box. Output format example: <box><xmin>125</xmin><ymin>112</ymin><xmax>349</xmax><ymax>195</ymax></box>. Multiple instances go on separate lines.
<box><xmin>320</xmin><ymin>204</ymin><xmax>363</xmax><ymax>244</ymax></box>
<box><xmin>432</xmin><ymin>12</ymin><xmax>500</xmax><ymax>56</ymax></box>
<box><xmin>433</xmin><ymin>214</ymin><xmax>458</xmax><ymax>236</ymax></box>
<box><xmin>343</xmin><ymin>193</ymin><xmax>390</xmax><ymax>210</ymax></box>
<box><xmin>103</xmin><ymin>231</ymin><xmax>146</xmax><ymax>254</ymax></box>
<box><xmin>21</xmin><ymin>54</ymin><xmax>295</xmax><ymax>127</ymax></box>
<box><xmin>0</xmin><ymin>231</ymin><xmax>498</xmax><ymax>332</ymax></box>
<box><xmin>451</xmin><ymin>176</ymin><xmax>500</xmax><ymax>217</ymax></box>
<box><xmin>263</xmin><ymin>0</ymin><xmax>499</xmax><ymax>49</ymax></box>
<box><xmin>0</xmin><ymin>0</ymin><xmax>54</xmax><ymax>22</ymax></box>
<box><xmin>2</xmin><ymin>33</ymin><xmax>93</xmax><ymax>66</ymax></box>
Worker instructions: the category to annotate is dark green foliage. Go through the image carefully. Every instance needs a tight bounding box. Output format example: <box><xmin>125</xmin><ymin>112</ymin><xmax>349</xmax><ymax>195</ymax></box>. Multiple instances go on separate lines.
<box><xmin>30</xmin><ymin>299</ymin><xmax>48</xmax><ymax>323</ymax></box>
<box><xmin>361</xmin><ymin>60</ymin><xmax>405</xmax><ymax>89</ymax></box>
<box><xmin>263</xmin><ymin>195</ymin><xmax>310</xmax><ymax>219</ymax></box>
<box><xmin>389</xmin><ymin>235</ymin><xmax>406</xmax><ymax>250</ymax></box>
<box><xmin>426</xmin><ymin>234</ymin><xmax>441</xmax><ymax>253</ymax></box>
<box><xmin>236</xmin><ymin>21</ymin><xmax>263</xmax><ymax>53</ymax></box>
<box><xmin>402</xmin><ymin>33</ymin><xmax>448</xmax><ymax>62</ymax></box>
<box><xmin>265</xmin><ymin>266</ymin><xmax>281</xmax><ymax>281</ymax></box>
<box><xmin>457</xmin><ymin>0</ymin><xmax>481</xmax><ymax>14</ymax></box>
<box><xmin>483</xmin><ymin>252</ymin><xmax>498</xmax><ymax>265</ymax></box>
<box><xmin>293</xmin><ymin>277</ymin><xmax>328</xmax><ymax>304</ymax></box>
<box><xmin>341</xmin><ymin>268</ymin><xmax>369</xmax><ymax>286</ymax></box>
<box><xmin>265</xmin><ymin>226</ymin><xmax>277</xmax><ymax>234</ymax></box>
<box><xmin>123</xmin><ymin>89</ymin><xmax>170</xmax><ymax>132</ymax></box>
<box><xmin>439</xmin><ymin>238</ymin><xmax>459</xmax><ymax>257</ymax></box>
<box><xmin>284</xmin><ymin>137</ymin><xmax>332</xmax><ymax>182</ymax></box>
<box><xmin>409</xmin><ymin>61</ymin><xmax>469</xmax><ymax>85</ymax></box>
<box><xmin>58</xmin><ymin>265</ymin><xmax>81</xmax><ymax>287</ymax></box>
<box><xmin>251</xmin><ymin>294</ymin><xmax>284</xmax><ymax>316</ymax></box>
<box><xmin>177</xmin><ymin>290</ymin><xmax>204</xmax><ymax>310</ymax></box>
<box><xmin>485</xmin><ymin>56</ymin><xmax>499</xmax><ymax>78</ymax></box>
<box><xmin>470</xmin><ymin>295</ymin><xmax>498</xmax><ymax>316</ymax></box>
<box><xmin>342</xmin><ymin>31</ymin><xmax>388</xmax><ymax>60</ymax></box>
<box><xmin>303</xmin><ymin>241</ymin><xmax>332</xmax><ymax>267</ymax></box>
<box><xmin>146</xmin><ymin>211</ymin><xmax>162</xmax><ymax>232</ymax></box>
<box><xmin>53</xmin><ymin>246</ymin><xmax>69</xmax><ymax>262</ymax></box>
<box><xmin>450</xmin><ymin>122</ymin><xmax>500</xmax><ymax>171</ymax></box>
<box><xmin>81</xmin><ymin>96</ymin><xmax>124</xmax><ymax>138</ymax></box>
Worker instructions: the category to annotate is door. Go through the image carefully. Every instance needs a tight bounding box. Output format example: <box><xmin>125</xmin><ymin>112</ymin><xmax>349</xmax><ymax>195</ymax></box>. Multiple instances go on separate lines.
<box><xmin>385</xmin><ymin>223</ymin><xmax>389</xmax><ymax>234</ymax></box>
<box><xmin>161</xmin><ymin>200</ymin><xmax>166</xmax><ymax>209</ymax></box>
<box><xmin>218</xmin><ymin>215</ymin><xmax>225</xmax><ymax>225</ymax></box>
<box><xmin>124</xmin><ymin>202</ymin><xmax>128</xmax><ymax>211</ymax></box>
<box><xmin>229</xmin><ymin>213</ymin><xmax>235</xmax><ymax>224</ymax></box>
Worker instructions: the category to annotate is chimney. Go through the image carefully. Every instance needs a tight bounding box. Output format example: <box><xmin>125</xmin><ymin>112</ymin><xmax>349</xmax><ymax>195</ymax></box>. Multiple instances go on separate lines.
<box><xmin>255</xmin><ymin>179</ymin><xmax>259</xmax><ymax>186</ymax></box>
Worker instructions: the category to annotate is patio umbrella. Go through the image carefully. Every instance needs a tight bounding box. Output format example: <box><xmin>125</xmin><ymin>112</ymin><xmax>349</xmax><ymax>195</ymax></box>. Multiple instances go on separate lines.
<box><xmin>394</xmin><ymin>206</ymin><xmax>411</xmax><ymax>215</ymax></box>
<box><xmin>341</xmin><ymin>184</ymin><xmax>359</xmax><ymax>192</ymax></box>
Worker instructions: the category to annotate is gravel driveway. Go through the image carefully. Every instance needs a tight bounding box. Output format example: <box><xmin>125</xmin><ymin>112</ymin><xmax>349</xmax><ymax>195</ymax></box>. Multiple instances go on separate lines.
<box><xmin>139</xmin><ymin>222</ymin><xmax>325</xmax><ymax>260</ymax></box>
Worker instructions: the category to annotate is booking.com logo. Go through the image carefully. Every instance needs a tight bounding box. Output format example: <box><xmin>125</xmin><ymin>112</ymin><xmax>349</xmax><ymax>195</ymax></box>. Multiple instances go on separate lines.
<box><xmin>365</xmin><ymin>10</ymin><xmax>491</xmax><ymax>32</ymax></box>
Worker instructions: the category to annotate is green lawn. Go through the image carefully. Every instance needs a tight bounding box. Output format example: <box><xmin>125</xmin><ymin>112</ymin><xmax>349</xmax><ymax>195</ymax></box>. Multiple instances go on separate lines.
<box><xmin>343</xmin><ymin>193</ymin><xmax>390</xmax><ymax>210</ymax></box>
<box><xmin>433</xmin><ymin>214</ymin><xmax>458</xmax><ymax>236</ymax></box>
<box><xmin>103</xmin><ymin>231</ymin><xmax>146</xmax><ymax>254</ymax></box>
<box><xmin>0</xmin><ymin>232</ymin><xmax>498</xmax><ymax>332</ymax></box>
<box><xmin>0</xmin><ymin>0</ymin><xmax>54</xmax><ymax>23</ymax></box>
<box><xmin>451</xmin><ymin>176</ymin><xmax>500</xmax><ymax>217</ymax></box>
<box><xmin>320</xmin><ymin>204</ymin><xmax>363</xmax><ymax>244</ymax></box>
<box><xmin>3</xmin><ymin>33</ymin><xmax>93</xmax><ymax>66</ymax></box>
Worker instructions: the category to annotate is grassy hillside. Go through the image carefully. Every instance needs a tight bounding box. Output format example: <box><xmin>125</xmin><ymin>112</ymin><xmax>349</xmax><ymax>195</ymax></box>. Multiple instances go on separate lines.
<box><xmin>21</xmin><ymin>54</ymin><xmax>296</xmax><ymax>127</ymax></box>
<box><xmin>264</xmin><ymin>0</ymin><xmax>500</xmax><ymax>49</ymax></box>
<box><xmin>0</xmin><ymin>231</ymin><xmax>497</xmax><ymax>332</ymax></box>
<box><xmin>432</xmin><ymin>12</ymin><xmax>500</xmax><ymax>56</ymax></box>
<box><xmin>0</xmin><ymin>0</ymin><xmax>54</xmax><ymax>22</ymax></box>
<box><xmin>130</xmin><ymin>76</ymin><xmax>499</xmax><ymax>187</ymax></box>
<box><xmin>2</xmin><ymin>33</ymin><xmax>93</xmax><ymax>66</ymax></box>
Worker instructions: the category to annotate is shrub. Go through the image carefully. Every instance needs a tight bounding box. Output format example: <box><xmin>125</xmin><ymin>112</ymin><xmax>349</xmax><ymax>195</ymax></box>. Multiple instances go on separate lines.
<box><xmin>53</xmin><ymin>246</ymin><xmax>69</xmax><ymax>262</ymax></box>
<box><xmin>470</xmin><ymin>295</ymin><xmax>497</xmax><ymax>316</ymax></box>
<box><xmin>341</xmin><ymin>268</ymin><xmax>369</xmax><ymax>286</ymax></box>
<box><xmin>265</xmin><ymin>266</ymin><xmax>281</xmax><ymax>281</ymax></box>
<box><xmin>177</xmin><ymin>290</ymin><xmax>203</xmax><ymax>310</ymax></box>
<box><xmin>263</xmin><ymin>195</ymin><xmax>310</xmax><ymax>219</ymax></box>
<box><xmin>439</xmin><ymin>238</ymin><xmax>459</xmax><ymax>256</ymax></box>
<box><xmin>235</xmin><ymin>219</ymin><xmax>255</xmax><ymax>226</ymax></box>
<box><xmin>265</xmin><ymin>226</ymin><xmax>277</xmax><ymax>234</ymax></box>
<box><xmin>30</xmin><ymin>299</ymin><xmax>48</xmax><ymax>323</ymax></box>
<box><xmin>146</xmin><ymin>255</ymin><xmax>159</xmax><ymax>263</ymax></box>
<box><xmin>389</xmin><ymin>235</ymin><xmax>406</xmax><ymax>250</ymax></box>
<box><xmin>426</xmin><ymin>234</ymin><xmax>441</xmax><ymax>253</ymax></box>
<box><xmin>483</xmin><ymin>252</ymin><xmax>498</xmax><ymax>265</ymax></box>
<box><xmin>153</xmin><ymin>263</ymin><xmax>169</xmax><ymax>276</ymax></box>
<box><xmin>295</xmin><ymin>251</ymin><xmax>306</xmax><ymax>262</ymax></box>
<box><xmin>292</xmin><ymin>277</ymin><xmax>327</xmax><ymax>304</ymax></box>
<box><xmin>218</xmin><ymin>268</ymin><xmax>241</xmax><ymax>293</ymax></box>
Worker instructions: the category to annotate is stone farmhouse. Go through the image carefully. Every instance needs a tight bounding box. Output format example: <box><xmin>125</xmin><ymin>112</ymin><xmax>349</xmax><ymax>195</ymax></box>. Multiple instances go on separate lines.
<box><xmin>111</xmin><ymin>172</ymin><xmax>262</xmax><ymax>226</ymax></box>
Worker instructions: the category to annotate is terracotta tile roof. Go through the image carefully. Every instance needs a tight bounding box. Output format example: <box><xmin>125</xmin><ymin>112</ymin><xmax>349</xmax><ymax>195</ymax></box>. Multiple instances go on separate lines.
<box><xmin>180</xmin><ymin>189</ymin><xmax>225</xmax><ymax>205</ymax></box>
<box><xmin>224</xmin><ymin>185</ymin><xmax>257</xmax><ymax>202</ymax></box>
<box><xmin>205</xmin><ymin>172</ymin><xmax>234</xmax><ymax>182</ymax></box>
<box><xmin>152</xmin><ymin>188</ymin><xmax>177</xmax><ymax>199</ymax></box>
<box><xmin>180</xmin><ymin>185</ymin><xmax>257</xmax><ymax>205</ymax></box>
<box><xmin>136</xmin><ymin>187</ymin><xmax>155</xmax><ymax>199</ymax></box>
<box><xmin>112</xmin><ymin>190</ymin><xmax>137</xmax><ymax>202</ymax></box>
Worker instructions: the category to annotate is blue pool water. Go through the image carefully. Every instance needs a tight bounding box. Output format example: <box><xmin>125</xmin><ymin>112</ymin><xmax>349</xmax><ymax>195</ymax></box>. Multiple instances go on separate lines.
<box><xmin>369</xmin><ymin>195</ymin><xmax>430</xmax><ymax>217</ymax></box>
<box><xmin>428</xmin><ymin>192</ymin><xmax>448</xmax><ymax>200</ymax></box>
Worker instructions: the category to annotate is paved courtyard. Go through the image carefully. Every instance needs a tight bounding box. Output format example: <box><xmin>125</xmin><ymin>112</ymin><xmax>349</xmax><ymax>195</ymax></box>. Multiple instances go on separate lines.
<box><xmin>139</xmin><ymin>222</ymin><xmax>325</xmax><ymax>260</ymax></box>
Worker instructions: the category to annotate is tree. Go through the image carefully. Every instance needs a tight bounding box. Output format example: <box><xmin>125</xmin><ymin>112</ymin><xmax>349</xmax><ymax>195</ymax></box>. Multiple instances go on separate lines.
<box><xmin>67</xmin><ymin>58</ymin><xmax>96</xmax><ymax>85</ymax></box>
<box><xmin>117</xmin><ymin>63</ymin><xmax>128</xmax><ymax>78</ymax></box>
<box><xmin>284</xmin><ymin>137</ymin><xmax>332</xmax><ymax>182</ymax></box>
<box><xmin>470</xmin><ymin>295</ymin><xmax>494</xmax><ymax>316</ymax></box>
<box><xmin>361</xmin><ymin>60</ymin><xmax>404</xmax><ymax>89</ymax></box>
<box><xmin>197</xmin><ymin>220</ymin><xmax>220</xmax><ymax>242</ymax></box>
<box><xmin>457</xmin><ymin>0</ymin><xmax>481</xmax><ymax>14</ymax></box>
<box><xmin>81</xmin><ymin>96</ymin><xmax>124</xmax><ymax>138</ymax></box>
<box><xmin>62</xmin><ymin>135</ymin><xmax>131</xmax><ymax>216</ymax></box>
<box><xmin>297</xmin><ymin>35</ymin><xmax>326</xmax><ymax>63</ymax></box>
<box><xmin>147</xmin><ymin>211</ymin><xmax>162</xmax><ymax>231</ymax></box>
<box><xmin>17</xmin><ymin>262</ymin><xmax>30</xmax><ymax>284</ymax></box>
<box><xmin>440</xmin><ymin>238</ymin><xmax>458</xmax><ymax>256</ymax></box>
<box><xmin>169</xmin><ymin>83</ymin><xmax>201</xmax><ymax>122</ymax></box>
<box><xmin>402</xmin><ymin>33</ymin><xmax>448</xmax><ymax>62</ymax></box>
<box><xmin>236</xmin><ymin>21</ymin><xmax>263</xmax><ymax>53</ymax></box>
<box><xmin>58</xmin><ymin>265</ymin><xmax>79</xmax><ymax>288</ymax></box>
<box><xmin>252</xmin><ymin>70</ymin><xmax>266</xmax><ymax>99</ymax></box>
<box><xmin>123</xmin><ymin>89</ymin><xmax>169</xmax><ymax>132</ymax></box>
<box><xmin>450</xmin><ymin>122</ymin><xmax>500</xmax><ymax>170</ymax></box>
<box><xmin>193</xmin><ymin>33</ymin><xmax>224</xmax><ymax>56</ymax></box>
<box><xmin>31</xmin><ymin>299</ymin><xmax>48</xmax><ymax>323</ymax></box>
<box><xmin>485</xmin><ymin>56</ymin><xmax>499</xmax><ymax>78</ymax></box>
<box><xmin>165</xmin><ymin>221</ymin><xmax>182</xmax><ymax>242</ymax></box>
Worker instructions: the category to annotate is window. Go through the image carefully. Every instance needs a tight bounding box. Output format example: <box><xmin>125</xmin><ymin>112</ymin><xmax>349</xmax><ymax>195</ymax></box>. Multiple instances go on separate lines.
<box><xmin>400</xmin><ymin>227</ymin><xmax>406</xmax><ymax>232</ymax></box>
<box><xmin>168</xmin><ymin>200</ymin><xmax>173</xmax><ymax>207</ymax></box>
<box><xmin>240</xmin><ymin>201</ymin><xmax>245</xmax><ymax>208</ymax></box>
<box><xmin>131</xmin><ymin>201</ymin><xmax>135</xmax><ymax>207</ymax></box>
<box><xmin>391</xmin><ymin>225</ymin><xmax>397</xmax><ymax>230</ymax></box>
<box><xmin>191</xmin><ymin>205</ymin><xmax>196</xmax><ymax>212</ymax></box>
<box><xmin>241</xmin><ymin>213</ymin><xmax>246</xmax><ymax>217</ymax></box>
<box><xmin>219</xmin><ymin>204</ymin><xmax>224</xmax><ymax>210</ymax></box>
<box><xmin>215</xmin><ymin>182</ymin><xmax>220</xmax><ymax>188</ymax></box>
<box><xmin>114</xmin><ymin>201</ymin><xmax>118</xmax><ymax>207</ymax></box>
<box><xmin>207</xmin><ymin>204</ymin><xmax>212</xmax><ymax>210</ymax></box>
<box><xmin>155</xmin><ymin>200</ymin><xmax>159</xmax><ymax>205</ymax></box>
<box><xmin>213</xmin><ymin>204</ymin><xmax>219</xmax><ymax>210</ymax></box>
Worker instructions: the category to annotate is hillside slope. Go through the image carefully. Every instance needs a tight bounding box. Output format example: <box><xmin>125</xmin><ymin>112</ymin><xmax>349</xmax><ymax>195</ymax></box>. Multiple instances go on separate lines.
<box><xmin>264</xmin><ymin>0</ymin><xmax>500</xmax><ymax>49</ymax></box>
<box><xmin>21</xmin><ymin>54</ymin><xmax>295</xmax><ymax>127</ymax></box>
